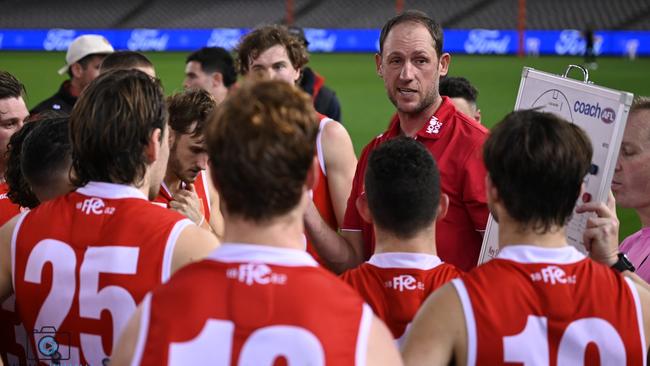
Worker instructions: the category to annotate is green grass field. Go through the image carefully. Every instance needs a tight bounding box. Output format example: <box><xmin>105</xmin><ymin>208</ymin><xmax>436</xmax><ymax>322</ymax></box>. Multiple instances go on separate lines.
<box><xmin>1</xmin><ymin>51</ymin><xmax>649</xmax><ymax>240</ymax></box>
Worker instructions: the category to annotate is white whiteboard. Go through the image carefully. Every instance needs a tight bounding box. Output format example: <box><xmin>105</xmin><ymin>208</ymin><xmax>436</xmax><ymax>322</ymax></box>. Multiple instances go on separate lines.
<box><xmin>478</xmin><ymin>67</ymin><xmax>633</xmax><ymax>264</ymax></box>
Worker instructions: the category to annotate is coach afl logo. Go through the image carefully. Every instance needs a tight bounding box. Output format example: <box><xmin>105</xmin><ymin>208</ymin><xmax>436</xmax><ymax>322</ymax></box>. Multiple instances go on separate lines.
<box><xmin>601</xmin><ymin>108</ymin><xmax>616</xmax><ymax>124</ymax></box>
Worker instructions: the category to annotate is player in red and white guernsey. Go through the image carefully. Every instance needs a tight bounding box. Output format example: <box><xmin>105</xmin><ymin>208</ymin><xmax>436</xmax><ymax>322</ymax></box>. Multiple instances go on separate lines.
<box><xmin>0</xmin><ymin>71</ymin><xmax>30</xmax><ymax>366</ymax></box>
<box><xmin>111</xmin><ymin>80</ymin><xmax>401</xmax><ymax>366</ymax></box>
<box><xmin>153</xmin><ymin>88</ymin><xmax>224</xmax><ymax>237</ymax></box>
<box><xmin>235</xmin><ymin>25</ymin><xmax>357</xmax><ymax>269</ymax></box>
<box><xmin>341</xmin><ymin>137</ymin><xmax>462</xmax><ymax>345</ymax></box>
<box><xmin>402</xmin><ymin>110</ymin><xmax>650</xmax><ymax>365</ymax></box>
<box><xmin>0</xmin><ymin>70</ymin><xmax>219</xmax><ymax>366</ymax></box>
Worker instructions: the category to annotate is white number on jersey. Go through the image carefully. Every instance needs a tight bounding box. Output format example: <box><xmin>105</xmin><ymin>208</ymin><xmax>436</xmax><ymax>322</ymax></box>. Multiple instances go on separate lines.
<box><xmin>503</xmin><ymin>315</ymin><xmax>626</xmax><ymax>365</ymax></box>
<box><xmin>169</xmin><ymin>319</ymin><xmax>325</xmax><ymax>365</ymax></box>
<box><xmin>23</xmin><ymin>239</ymin><xmax>140</xmax><ymax>365</ymax></box>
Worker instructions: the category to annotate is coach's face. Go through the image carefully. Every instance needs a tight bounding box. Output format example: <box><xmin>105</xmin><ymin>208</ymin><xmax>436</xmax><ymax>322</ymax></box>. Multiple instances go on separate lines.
<box><xmin>376</xmin><ymin>22</ymin><xmax>449</xmax><ymax>115</ymax></box>
<box><xmin>612</xmin><ymin>109</ymin><xmax>650</xmax><ymax>210</ymax></box>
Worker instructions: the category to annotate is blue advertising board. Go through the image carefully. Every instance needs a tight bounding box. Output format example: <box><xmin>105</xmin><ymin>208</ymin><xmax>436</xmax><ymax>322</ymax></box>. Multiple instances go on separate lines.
<box><xmin>0</xmin><ymin>28</ymin><xmax>647</xmax><ymax>56</ymax></box>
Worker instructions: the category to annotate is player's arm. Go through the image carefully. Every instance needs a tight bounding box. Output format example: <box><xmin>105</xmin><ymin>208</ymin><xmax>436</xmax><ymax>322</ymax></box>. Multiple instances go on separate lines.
<box><xmin>0</xmin><ymin>215</ymin><xmax>20</xmax><ymax>303</ymax></box>
<box><xmin>401</xmin><ymin>283</ymin><xmax>467</xmax><ymax>366</ymax></box>
<box><xmin>321</xmin><ymin>120</ymin><xmax>357</xmax><ymax>226</ymax></box>
<box><xmin>366</xmin><ymin>315</ymin><xmax>403</xmax><ymax>366</ymax></box>
<box><xmin>304</xmin><ymin>201</ymin><xmax>364</xmax><ymax>273</ymax></box>
<box><xmin>111</xmin><ymin>300</ymin><xmax>145</xmax><ymax>366</ymax></box>
<box><xmin>171</xmin><ymin>224</ymin><xmax>220</xmax><ymax>275</ymax></box>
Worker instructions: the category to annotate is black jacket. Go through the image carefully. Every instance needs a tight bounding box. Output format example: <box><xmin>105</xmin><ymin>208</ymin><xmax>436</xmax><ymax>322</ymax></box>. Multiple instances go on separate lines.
<box><xmin>30</xmin><ymin>80</ymin><xmax>77</xmax><ymax>116</ymax></box>
<box><xmin>300</xmin><ymin>67</ymin><xmax>342</xmax><ymax>123</ymax></box>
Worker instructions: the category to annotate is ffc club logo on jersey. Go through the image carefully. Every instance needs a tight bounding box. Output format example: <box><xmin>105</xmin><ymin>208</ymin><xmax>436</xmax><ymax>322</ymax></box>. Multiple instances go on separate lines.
<box><xmin>425</xmin><ymin>116</ymin><xmax>443</xmax><ymax>135</ymax></box>
<box><xmin>385</xmin><ymin>275</ymin><xmax>425</xmax><ymax>292</ymax></box>
<box><xmin>530</xmin><ymin>265</ymin><xmax>577</xmax><ymax>285</ymax></box>
<box><xmin>76</xmin><ymin>197</ymin><xmax>115</xmax><ymax>215</ymax></box>
<box><xmin>226</xmin><ymin>263</ymin><xmax>288</xmax><ymax>286</ymax></box>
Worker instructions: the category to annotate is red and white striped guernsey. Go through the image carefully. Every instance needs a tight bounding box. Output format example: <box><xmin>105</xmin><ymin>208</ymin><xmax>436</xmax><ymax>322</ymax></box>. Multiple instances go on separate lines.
<box><xmin>11</xmin><ymin>182</ymin><xmax>192</xmax><ymax>365</ymax></box>
<box><xmin>153</xmin><ymin>170</ymin><xmax>212</xmax><ymax>223</ymax></box>
<box><xmin>453</xmin><ymin>245</ymin><xmax>646</xmax><ymax>365</ymax></box>
<box><xmin>133</xmin><ymin>244</ymin><xmax>373</xmax><ymax>365</ymax></box>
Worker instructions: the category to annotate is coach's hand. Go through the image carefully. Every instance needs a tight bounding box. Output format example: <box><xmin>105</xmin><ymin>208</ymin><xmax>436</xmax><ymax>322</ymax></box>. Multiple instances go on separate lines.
<box><xmin>169</xmin><ymin>183</ymin><xmax>205</xmax><ymax>226</ymax></box>
<box><xmin>575</xmin><ymin>191</ymin><xmax>619</xmax><ymax>267</ymax></box>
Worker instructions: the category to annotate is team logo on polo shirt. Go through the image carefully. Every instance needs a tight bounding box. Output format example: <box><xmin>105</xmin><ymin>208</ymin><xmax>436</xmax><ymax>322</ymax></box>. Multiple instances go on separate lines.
<box><xmin>426</xmin><ymin>115</ymin><xmax>443</xmax><ymax>134</ymax></box>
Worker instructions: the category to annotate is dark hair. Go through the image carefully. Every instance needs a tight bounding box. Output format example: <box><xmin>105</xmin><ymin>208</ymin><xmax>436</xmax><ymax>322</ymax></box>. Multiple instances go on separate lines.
<box><xmin>187</xmin><ymin>47</ymin><xmax>237</xmax><ymax>87</ymax></box>
<box><xmin>100</xmin><ymin>51</ymin><xmax>154</xmax><ymax>74</ymax></box>
<box><xmin>6</xmin><ymin>121</ymin><xmax>40</xmax><ymax>208</ymax></box>
<box><xmin>631</xmin><ymin>96</ymin><xmax>650</xmax><ymax>113</ymax></box>
<box><xmin>483</xmin><ymin>110</ymin><xmax>593</xmax><ymax>233</ymax></box>
<box><xmin>379</xmin><ymin>10</ymin><xmax>443</xmax><ymax>58</ymax></box>
<box><xmin>365</xmin><ymin>137</ymin><xmax>440</xmax><ymax>239</ymax></box>
<box><xmin>439</xmin><ymin>76</ymin><xmax>478</xmax><ymax>104</ymax></box>
<box><xmin>67</xmin><ymin>53</ymin><xmax>107</xmax><ymax>79</ymax></box>
<box><xmin>167</xmin><ymin>88</ymin><xmax>216</xmax><ymax>138</ymax></box>
<box><xmin>207</xmin><ymin>80</ymin><xmax>318</xmax><ymax>221</ymax></box>
<box><xmin>70</xmin><ymin>69</ymin><xmax>167</xmax><ymax>186</ymax></box>
<box><xmin>236</xmin><ymin>25</ymin><xmax>309</xmax><ymax>75</ymax></box>
<box><xmin>0</xmin><ymin>70</ymin><xmax>26</xmax><ymax>100</ymax></box>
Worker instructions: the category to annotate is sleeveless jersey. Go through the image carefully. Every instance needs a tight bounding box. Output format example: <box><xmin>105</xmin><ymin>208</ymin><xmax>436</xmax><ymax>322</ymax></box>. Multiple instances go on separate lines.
<box><xmin>341</xmin><ymin>252</ymin><xmax>462</xmax><ymax>343</ymax></box>
<box><xmin>12</xmin><ymin>182</ymin><xmax>192</xmax><ymax>366</ymax></box>
<box><xmin>134</xmin><ymin>244</ymin><xmax>373</xmax><ymax>365</ymax></box>
<box><xmin>153</xmin><ymin>170</ymin><xmax>211</xmax><ymax>222</ymax></box>
<box><xmin>0</xmin><ymin>183</ymin><xmax>30</xmax><ymax>366</ymax></box>
<box><xmin>453</xmin><ymin>245</ymin><xmax>646</xmax><ymax>366</ymax></box>
<box><xmin>307</xmin><ymin>114</ymin><xmax>338</xmax><ymax>265</ymax></box>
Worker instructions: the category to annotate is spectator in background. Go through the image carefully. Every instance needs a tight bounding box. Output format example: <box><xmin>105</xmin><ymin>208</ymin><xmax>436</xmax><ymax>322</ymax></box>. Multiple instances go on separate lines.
<box><xmin>31</xmin><ymin>34</ymin><xmax>114</xmax><ymax>115</ymax></box>
<box><xmin>289</xmin><ymin>26</ymin><xmax>343</xmax><ymax>122</ymax></box>
<box><xmin>439</xmin><ymin>76</ymin><xmax>481</xmax><ymax>123</ymax></box>
<box><xmin>101</xmin><ymin>51</ymin><xmax>156</xmax><ymax>77</ymax></box>
<box><xmin>612</xmin><ymin>96</ymin><xmax>650</xmax><ymax>282</ymax></box>
<box><xmin>583</xmin><ymin>25</ymin><xmax>597</xmax><ymax>69</ymax></box>
<box><xmin>184</xmin><ymin>47</ymin><xmax>236</xmax><ymax>105</ymax></box>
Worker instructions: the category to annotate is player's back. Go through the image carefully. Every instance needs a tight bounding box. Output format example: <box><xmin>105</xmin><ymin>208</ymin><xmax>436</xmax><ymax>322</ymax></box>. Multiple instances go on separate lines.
<box><xmin>454</xmin><ymin>245</ymin><xmax>645</xmax><ymax>365</ymax></box>
<box><xmin>12</xmin><ymin>182</ymin><xmax>191</xmax><ymax>365</ymax></box>
<box><xmin>136</xmin><ymin>244</ymin><xmax>371</xmax><ymax>365</ymax></box>
<box><xmin>341</xmin><ymin>252</ymin><xmax>461</xmax><ymax>343</ymax></box>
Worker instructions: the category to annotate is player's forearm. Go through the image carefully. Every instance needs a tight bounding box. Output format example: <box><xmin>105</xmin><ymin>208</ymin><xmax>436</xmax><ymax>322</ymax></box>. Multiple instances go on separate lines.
<box><xmin>304</xmin><ymin>203</ymin><xmax>363</xmax><ymax>273</ymax></box>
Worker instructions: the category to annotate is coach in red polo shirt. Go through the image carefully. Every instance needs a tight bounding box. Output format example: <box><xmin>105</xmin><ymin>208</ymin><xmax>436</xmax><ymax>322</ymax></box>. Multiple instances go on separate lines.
<box><xmin>305</xmin><ymin>10</ymin><xmax>489</xmax><ymax>273</ymax></box>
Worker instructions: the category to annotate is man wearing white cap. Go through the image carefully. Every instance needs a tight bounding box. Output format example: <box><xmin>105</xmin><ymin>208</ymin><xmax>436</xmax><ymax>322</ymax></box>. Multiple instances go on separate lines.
<box><xmin>31</xmin><ymin>34</ymin><xmax>114</xmax><ymax>115</ymax></box>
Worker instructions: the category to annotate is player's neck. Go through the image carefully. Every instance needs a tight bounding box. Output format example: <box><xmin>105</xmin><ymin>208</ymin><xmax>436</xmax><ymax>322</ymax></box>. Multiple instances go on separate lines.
<box><xmin>397</xmin><ymin>96</ymin><xmax>442</xmax><ymax>137</ymax></box>
<box><xmin>163</xmin><ymin>173</ymin><xmax>182</xmax><ymax>195</ymax></box>
<box><xmin>498</xmin><ymin>216</ymin><xmax>568</xmax><ymax>249</ymax></box>
<box><xmin>373</xmin><ymin>227</ymin><xmax>437</xmax><ymax>255</ymax></box>
<box><xmin>222</xmin><ymin>198</ymin><xmax>308</xmax><ymax>250</ymax></box>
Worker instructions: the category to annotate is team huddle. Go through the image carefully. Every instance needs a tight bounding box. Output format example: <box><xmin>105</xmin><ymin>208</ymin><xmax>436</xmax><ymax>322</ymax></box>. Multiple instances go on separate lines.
<box><xmin>1</xmin><ymin>9</ymin><xmax>649</xmax><ymax>366</ymax></box>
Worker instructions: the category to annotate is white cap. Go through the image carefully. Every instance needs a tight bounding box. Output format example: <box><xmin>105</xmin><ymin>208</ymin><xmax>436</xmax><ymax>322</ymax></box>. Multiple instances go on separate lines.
<box><xmin>57</xmin><ymin>34</ymin><xmax>114</xmax><ymax>75</ymax></box>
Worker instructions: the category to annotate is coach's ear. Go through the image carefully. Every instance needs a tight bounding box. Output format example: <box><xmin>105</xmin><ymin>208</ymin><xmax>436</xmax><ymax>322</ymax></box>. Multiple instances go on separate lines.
<box><xmin>145</xmin><ymin>128</ymin><xmax>162</xmax><ymax>163</ymax></box>
<box><xmin>356</xmin><ymin>191</ymin><xmax>373</xmax><ymax>224</ymax></box>
<box><xmin>438</xmin><ymin>52</ymin><xmax>451</xmax><ymax>78</ymax></box>
<box><xmin>436</xmin><ymin>193</ymin><xmax>449</xmax><ymax>221</ymax></box>
<box><xmin>375</xmin><ymin>53</ymin><xmax>383</xmax><ymax>77</ymax></box>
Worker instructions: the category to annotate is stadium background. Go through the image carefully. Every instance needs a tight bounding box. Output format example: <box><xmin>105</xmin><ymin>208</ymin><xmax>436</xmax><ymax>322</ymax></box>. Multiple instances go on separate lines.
<box><xmin>0</xmin><ymin>0</ymin><xmax>649</xmax><ymax>240</ymax></box>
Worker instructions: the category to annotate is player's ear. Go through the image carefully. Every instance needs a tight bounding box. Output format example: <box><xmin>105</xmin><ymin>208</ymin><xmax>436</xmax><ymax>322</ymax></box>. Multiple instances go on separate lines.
<box><xmin>305</xmin><ymin>156</ymin><xmax>319</xmax><ymax>191</ymax></box>
<box><xmin>211</xmin><ymin>71</ymin><xmax>223</xmax><ymax>87</ymax></box>
<box><xmin>474</xmin><ymin>108</ymin><xmax>482</xmax><ymax>123</ymax></box>
<box><xmin>356</xmin><ymin>191</ymin><xmax>373</xmax><ymax>224</ymax></box>
<box><xmin>436</xmin><ymin>193</ymin><xmax>449</xmax><ymax>221</ymax></box>
<box><xmin>145</xmin><ymin>128</ymin><xmax>162</xmax><ymax>163</ymax></box>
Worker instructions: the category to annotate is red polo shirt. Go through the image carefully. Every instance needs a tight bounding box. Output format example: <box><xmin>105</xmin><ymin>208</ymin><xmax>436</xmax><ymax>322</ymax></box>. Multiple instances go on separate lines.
<box><xmin>342</xmin><ymin>97</ymin><xmax>489</xmax><ymax>271</ymax></box>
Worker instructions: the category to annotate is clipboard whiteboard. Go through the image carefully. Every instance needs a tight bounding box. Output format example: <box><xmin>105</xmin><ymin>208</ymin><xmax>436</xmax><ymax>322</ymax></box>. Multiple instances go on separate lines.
<box><xmin>478</xmin><ymin>66</ymin><xmax>634</xmax><ymax>264</ymax></box>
